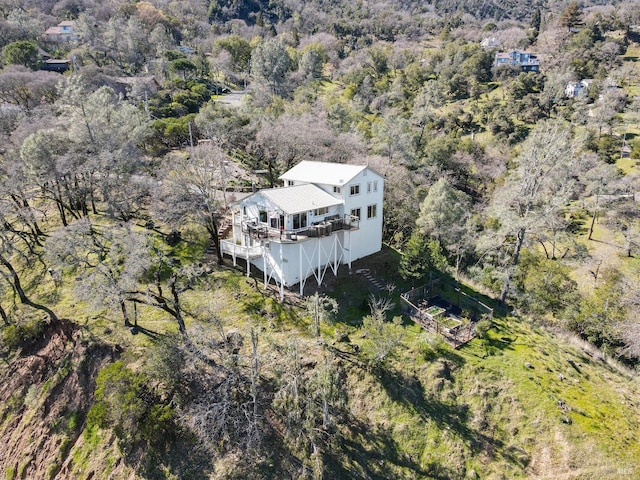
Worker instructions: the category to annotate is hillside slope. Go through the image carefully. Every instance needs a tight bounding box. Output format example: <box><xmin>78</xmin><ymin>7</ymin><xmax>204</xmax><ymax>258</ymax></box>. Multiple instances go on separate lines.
<box><xmin>0</xmin><ymin>320</ymin><xmax>123</xmax><ymax>479</ymax></box>
<box><xmin>1</xmin><ymin>268</ymin><xmax>639</xmax><ymax>479</ymax></box>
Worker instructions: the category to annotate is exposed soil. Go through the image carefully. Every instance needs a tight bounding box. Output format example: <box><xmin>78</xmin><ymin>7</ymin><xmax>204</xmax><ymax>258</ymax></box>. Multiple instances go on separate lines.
<box><xmin>0</xmin><ymin>319</ymin><xmax>118</xmax><ymax>480</ymax></box>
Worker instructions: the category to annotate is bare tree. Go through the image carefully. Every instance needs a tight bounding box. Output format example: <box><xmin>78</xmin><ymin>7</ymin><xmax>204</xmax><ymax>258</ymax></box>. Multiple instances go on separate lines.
<box><xmin>490</xmin><ymin>119</ymin><xmax>587</xmax><ymax>303</ymax></box>
<box><xmin>0</xmin><ymin>223</ymin><xmax>57</xmax><ymax>323</ymax></box>
<box><xmin>150</xmin><ymin>144</ymin><xmax>230</xmax><ymax>265</ymax></box>
<box><xmin>249</xmin><ymin>111</ymin><xmax>362</xmax><ymax>186</ymax></box>
<box><xmin>273</xmin><ymin>341</ymin><xmax>345</xmax><ymax>478</ymax></box>
<box><xmin>0</xmin><ymin>66</ymin><xmax>59</xmax><ymax>112</ymax></box>
<box><xmin>152</xmin><ymin>326</ymin><xmax>265</xmax><ymax>455</ymax></box>
<box><xmin>45</xmin><ymin>219</ymin><xmax>197</xmax><ymax>335</ymax></box>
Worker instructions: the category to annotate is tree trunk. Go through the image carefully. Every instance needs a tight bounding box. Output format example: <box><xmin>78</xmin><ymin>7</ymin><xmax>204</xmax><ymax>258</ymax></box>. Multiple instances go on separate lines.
<box><xmin>170</xmin><ymin>278</ymin><xmax>188</xmax><ymax>337</ymax></box>
<box><xmin>0</xmin><ymin>254</ymin><xmax>58</xmax><ymax>323</ymax></box>
<box><xmin>0</xmin><ymin>303</ymin><xmax>8</xmax><ymax>325</ymax></box>
<box><xmin>537</xmin><ymin>238</ymin><xmax>550</xmax><ymax>259</ymax></box>
<box><xmin>207</xmin><ymin>217</ymin><xmax>225</xmax><ymax>266</ymax></box>
<box><xmin>53</xmin><ymin>181</ymin><xmax>68</xmax><ymax>227</ymax></box>
<box><xmin>588</xmin><ymin>191</ymin><xmax>599</xmax><ymax>240</ymax></box>
<box><xmin>120</xmin><ymin>300</ymin><xmax>131</xmax><ymax>326</ymax></box>
<box><xmin>11</xmin><ymin>194</ymin><xmax>44</xmax><ymax>238</ymax></box>
<box><xmin>500</xmin><ymin>227</ymin><xmax>526</xmax><ymax>304</ymax></box>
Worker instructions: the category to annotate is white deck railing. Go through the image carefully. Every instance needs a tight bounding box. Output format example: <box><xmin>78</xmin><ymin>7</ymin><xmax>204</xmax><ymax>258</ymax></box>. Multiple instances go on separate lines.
<box><xmin>220</xmin><ymin>240</ymin><xmax>263</xmax><ymax>259</ymax></box>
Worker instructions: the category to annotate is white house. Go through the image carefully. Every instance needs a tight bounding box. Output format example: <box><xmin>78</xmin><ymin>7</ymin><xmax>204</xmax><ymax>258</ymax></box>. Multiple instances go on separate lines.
<box><xmin>220</xmin><ymin>161</ymin><xmax>384</xmax><ymax>298</ymax></box>
<box><xmin>565</xmin><ymin>79</ymin><xmax>593</xmax><ymax>98</ymax></box>
<box><xmin>480</xmin><ymin>37</ymin><xmax>499</xmax><ymax>49</ymax></box>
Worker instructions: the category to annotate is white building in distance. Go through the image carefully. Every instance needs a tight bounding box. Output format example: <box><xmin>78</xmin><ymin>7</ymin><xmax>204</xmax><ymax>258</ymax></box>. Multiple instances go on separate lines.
<box><xmin>565</xmin><ymin>79</ymin><xmax>593</xmax><ymax>98</ymax></box>
<box><xmin>220</xmin><ymin>161</ymin><xmax>384</xmax><ymax>298</ymax></box>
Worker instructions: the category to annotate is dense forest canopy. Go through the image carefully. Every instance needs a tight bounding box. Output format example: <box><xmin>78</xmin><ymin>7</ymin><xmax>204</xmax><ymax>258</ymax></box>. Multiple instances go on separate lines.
<box><xmin>1</xmin><ymin>0</ymin><xmax>640</xmax><ymax>478</ymax></box>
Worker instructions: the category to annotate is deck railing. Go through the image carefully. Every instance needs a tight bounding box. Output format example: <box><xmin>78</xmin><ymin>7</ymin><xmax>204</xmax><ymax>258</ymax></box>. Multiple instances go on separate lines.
<box><xmin>241</xmin><ymin>214</ymin><xmax>359</xmax><ymax>242</ymax></box>
<box><xmin>219</xmin><ymin>240</ymin><xmax>264</xmax><ymax>259</ymax></box>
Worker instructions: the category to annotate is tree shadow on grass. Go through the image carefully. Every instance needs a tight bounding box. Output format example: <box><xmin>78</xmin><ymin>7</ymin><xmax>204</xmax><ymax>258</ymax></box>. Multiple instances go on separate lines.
<box><xmin>324</xmin><ymin>415</ymin><xmax>456</xmax><ymax>480</ymax></box>
<box><xmin>482</xmin><ymin>334</ymin><xmax>514</xmax><ymax>352</ymax></box>
<box><xmin>134</xmin><ymin>430</ymin><xmax>215</xmax><ymax>480</ymax></box>
<box><xmin>374</xmin><ymin>364</ymin><xmax>529</xmax><ymax>470</ymax></box>
<box><xmin>129</xmin><ymin>324</ymin><xmax>161</xmax><ymax>339</ymax></box>
<box><xmin>378</xmin><ymin>366</ymin><xmax>490</xmax><ymax>449</ymax></box>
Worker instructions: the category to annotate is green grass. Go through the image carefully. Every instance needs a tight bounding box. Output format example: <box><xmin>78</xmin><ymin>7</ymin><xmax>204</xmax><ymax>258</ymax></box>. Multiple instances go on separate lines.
<box><xmin>4</xmin><ymin>212</ymin><xmax>640</xmax><ymax>479</ymax></box>
<box><xmin>5</xmin><ymin>254</ymin><xmax>640</xmax><ymax>479</ymax></box>
<box><xmin>617</xmin><ymin>156</ymin><xmax>639</xmax><ymax>175</ymax></box>
<box><xmin>350</xmin><ymin>314</ymin><xmax>640</xmax><ymax>478</ymax></box>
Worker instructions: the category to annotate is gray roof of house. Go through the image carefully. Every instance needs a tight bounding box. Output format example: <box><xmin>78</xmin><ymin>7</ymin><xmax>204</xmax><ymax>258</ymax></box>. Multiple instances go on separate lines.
<box><xmin>258</xmin><ymin>184</ymin><xmax>341</xmax><ymax>214</ymax></box>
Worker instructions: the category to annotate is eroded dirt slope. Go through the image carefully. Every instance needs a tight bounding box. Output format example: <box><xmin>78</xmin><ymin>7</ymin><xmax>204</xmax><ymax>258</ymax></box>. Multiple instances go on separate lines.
<box><xmin>0</xmin><ymin>319</ymin><xmax>120</xmax><ymax>479</ymax></box>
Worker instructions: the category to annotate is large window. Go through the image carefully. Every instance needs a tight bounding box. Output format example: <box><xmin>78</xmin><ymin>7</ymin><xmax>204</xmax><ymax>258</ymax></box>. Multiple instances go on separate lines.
<box><xmin>350</xmin><ymin>184</ymin><xmax>360</xmax><ymax>196</ymax></box>
<box><xmin>292</xmin><ymin>212</ymin><xmax>308</xmax><ymax>229</ymax></box>
<box><xmin>351</xmin><ymin>208</ymin><xmax>361</xmax><ymax>220</ymax></box>
<box><xmin>259</xmin><ymin>210</ymin><xmax>267</xmax><ymax>223</ymax></box>
<box><xmin>367</xmin><ymin>204</ymin><xmax>377</xmax><ymax>219</ymax></box>
<box><xmin>314</xmin><ymin>207</ymin><xmax>328</xmax><ymax>216</ymax></box>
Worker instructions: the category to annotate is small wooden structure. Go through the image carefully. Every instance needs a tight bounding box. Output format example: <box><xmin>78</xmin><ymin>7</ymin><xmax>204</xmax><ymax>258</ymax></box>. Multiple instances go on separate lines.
<box><xmin>401</xmin><ymin>278</ymin><xmax>493</xmax><ymax>348</ymax></box>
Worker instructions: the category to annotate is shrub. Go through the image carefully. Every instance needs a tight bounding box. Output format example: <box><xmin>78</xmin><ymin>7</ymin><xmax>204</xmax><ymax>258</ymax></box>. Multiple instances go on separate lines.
<box><xmin>474</xmin><ymin>319</ymin><xmax>492</xmax><ymax>339</ymax></box>
<box><xmin>2</xmin><ymin>318</ymin><xmax>46</xmax><ymax>351</ymax></box>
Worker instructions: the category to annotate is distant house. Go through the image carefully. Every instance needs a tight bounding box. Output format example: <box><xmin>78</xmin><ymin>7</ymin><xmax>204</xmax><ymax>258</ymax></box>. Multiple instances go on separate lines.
<box><xmin>565</xmin><ymin>79</ymin><xmax>593</xmax><ymax>98</ymax></box>
<box><xmin>494</xmin><ymin>50</ymin><xmax>540</xmax><ymax>72</ymax></box>
<box><xmin>43</xmin><ymin>21</ymin><xmax>77</xmax><ymax>42</ymax></box>
<box><xmin>480</xmin><ymin>37</ymin><xmax>499</xmax><ymax>49</ymax></box>
<box><xmin>41</xmin><ymin>58</ymin><xmax>71</xmax><ymax>73</ymax></box>
<box><xmin>220</xmin><ymin>161</ymin><xmax>384</xmax><ymax>298</ymax></box>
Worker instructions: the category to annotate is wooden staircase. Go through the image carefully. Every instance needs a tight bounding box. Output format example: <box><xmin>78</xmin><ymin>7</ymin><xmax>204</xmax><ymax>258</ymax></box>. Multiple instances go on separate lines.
<box><xmin>218</xmin><ymin>221</ymin><xmax>232</xmax><ymax>239</ymax></box>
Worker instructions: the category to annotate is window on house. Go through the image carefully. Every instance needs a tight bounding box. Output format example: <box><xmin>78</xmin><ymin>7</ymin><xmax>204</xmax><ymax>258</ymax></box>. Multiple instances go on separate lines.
<box><xmin>373</xmin><ymin>180</ymin><xmax>378</xmax><ymax>192</ymax></box>
<box><xmin>292</xmin><ymin>212</ymin><xmax>308</xmax><ymax>229</ymax></box>
<box><xmin>367</xmin><ymin>204</ymin><xmax>377</xmax><ymax>219</ymax></box>
<box><xmin>367</xmin><ymin>181</ymin><xmax>371</xmax><ymax>193</ymax></box>
<box><xmin>350</xmin><ymin>184</ymin><xmax>360</xmax><ymax>196</ymax></box>
<box><xmin>351</xmin><ymin>208</ymin><xmax>361</xmax><ymax>220</ymax></box>
<box><xmin>287</xmin><ymin>180</ymin><xmax>294</xmax><ymax>186</ymax></box>
<box><xmin>259</xmin><ymin>210</ymin><xmax>267</xmax><ymax>223</ymax></box>
<box><xmin>333</xmin><ymin>186</ymin><xmax>341</xmax><ymax>194</ymax></box>
<box><xmin>314</xmin><ymin>207</ymin><xmax>328</xmax><ymax>216</ymax></box>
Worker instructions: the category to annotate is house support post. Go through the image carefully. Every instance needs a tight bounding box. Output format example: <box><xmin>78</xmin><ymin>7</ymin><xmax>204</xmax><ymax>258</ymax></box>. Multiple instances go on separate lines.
<box><xmin>317</xmin><ymin>238</ymin><xmax>322</xmax><ymax>286</ymax></box>
<box><xmin>328</xmin><ymin>235</ymin><xmax>340</xmax><ymax>276</ymax></box>
<box><xmin>279</xmin><ymin>243</ymin><xmax>284</xmax><ymax>301</ymax></box>
<box><xmin>263</xmin><ymin>246</ymin><xmax>268</xmax><ymax>288</ymax></box>
<box><xmin>348</xmin><ymin>229</ymin><xmax>352</xmax><ymax>269</ymax></box>
<box><xmin>299</xmin><ymin>243</ymin><xmax>304</xmax><ymax>296</ymax></box>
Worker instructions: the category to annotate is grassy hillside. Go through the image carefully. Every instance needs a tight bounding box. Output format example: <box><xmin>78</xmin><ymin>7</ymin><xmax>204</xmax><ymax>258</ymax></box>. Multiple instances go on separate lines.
<box><xmin>1</xmin><ymin>245</ymin><xmax>639</xmax><ymax>479</ymax></box>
